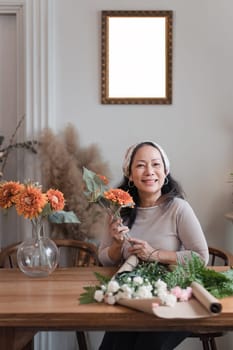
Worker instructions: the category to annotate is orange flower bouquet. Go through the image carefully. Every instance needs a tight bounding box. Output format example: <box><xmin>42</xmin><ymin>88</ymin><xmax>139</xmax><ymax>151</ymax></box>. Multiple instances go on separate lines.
<box><xmin>0</xmin><ymin>180</ymin><xmax>80</xmax><ymax>225</ymax></box>
<box><xmin>82</xmin><ymin>167</ymin><xmax>134</xmax><ymax>220</ymax></box>
<box><xmin>0</xmin><ymin>180</ymin><xmax>80</xmax><ymax>277</ymax></box>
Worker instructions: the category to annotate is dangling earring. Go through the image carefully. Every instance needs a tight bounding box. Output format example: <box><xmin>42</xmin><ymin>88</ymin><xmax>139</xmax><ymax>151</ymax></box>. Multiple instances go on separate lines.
<box><xmin>164</xmin><ymin>177</ymin><xmax>169</xmax><ymax>185</ymax></box>
<box><xmin>128</xmin><ymin>180</ymin><xmax>134</xmax><ymax>188</ymax></box>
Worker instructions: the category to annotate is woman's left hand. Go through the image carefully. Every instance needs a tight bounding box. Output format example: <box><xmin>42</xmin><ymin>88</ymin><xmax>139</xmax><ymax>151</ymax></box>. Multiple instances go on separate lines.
<box><xmin>128</xmin><ymin>238</ymin><xmax>155</xmax><ymax>261</ymax></box>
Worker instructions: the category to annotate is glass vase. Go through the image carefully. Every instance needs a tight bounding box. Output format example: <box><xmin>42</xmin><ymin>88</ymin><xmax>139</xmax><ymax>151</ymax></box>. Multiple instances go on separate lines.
<box><xmin>17</xmin><ymin>219</ymin><xmax>59</xmax><ymax>277</ymax></box>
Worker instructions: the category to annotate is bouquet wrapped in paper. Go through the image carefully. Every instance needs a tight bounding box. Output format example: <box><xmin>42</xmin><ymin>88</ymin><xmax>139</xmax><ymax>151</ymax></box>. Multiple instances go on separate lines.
<box><xmin>80</xmin><ymin>254</ymin><xmax>233</xmax><ymax>319</ymax></box>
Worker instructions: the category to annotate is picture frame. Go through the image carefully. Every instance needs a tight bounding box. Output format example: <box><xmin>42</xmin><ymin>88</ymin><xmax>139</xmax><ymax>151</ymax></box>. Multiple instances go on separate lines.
<box><xmin>101</xmin><ymin>10</ymin><xmax>173</xmax><ymax>104</ymax></box>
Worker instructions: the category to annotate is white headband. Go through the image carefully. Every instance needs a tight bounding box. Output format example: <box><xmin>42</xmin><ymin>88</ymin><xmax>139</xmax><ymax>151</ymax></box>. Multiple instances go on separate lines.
<box><xmin>122</xmin><ymin>142</ymin><xmax>170</xmax><ymax>178</ymax></box>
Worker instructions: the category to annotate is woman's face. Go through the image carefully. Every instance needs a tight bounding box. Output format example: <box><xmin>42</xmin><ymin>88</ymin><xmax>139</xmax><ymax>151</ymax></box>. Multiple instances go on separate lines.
<box><xmin>129</xmin><ymin>145</ymin><xmax>166</xmax><ymax>197</ymax></box>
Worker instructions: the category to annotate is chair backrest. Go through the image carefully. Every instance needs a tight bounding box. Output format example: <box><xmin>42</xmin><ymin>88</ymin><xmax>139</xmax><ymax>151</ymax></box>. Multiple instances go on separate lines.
<box><xmin>208</xmin><ymin>246</ymin><xmax>233</xmax><ymax>266</ymax></box>
<box><xmin>0</xmin><ymin>239</ymin><xmax>100</xmax><ymax>268</ymax></box>
<box><xmin>0</xmin><ymin>242</ymin><xmax>22</xmax><ymax>268</ymax></box>
<box><xmin>53</xmin><ymin>239</ymin><xmax>99</xmax><ymax>267</ymax></box>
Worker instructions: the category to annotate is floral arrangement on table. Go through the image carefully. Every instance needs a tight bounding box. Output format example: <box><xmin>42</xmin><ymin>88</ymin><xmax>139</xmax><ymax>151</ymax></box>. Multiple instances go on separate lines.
<box><xmin>0</xmin><ymin>180</ymin><xmax>80</xmax><ymax>230</ymax></box>
<box><xmin>82</xmin><ymin>167</ymin><xmax>135</xmax><ymax>220</ymax></box>
<box><xmin>0</xmin><ymin>180</ymin><xmax>80</xmax><ymax>276</ymax></box>
<box><xmin>80</xmin><ymin>254</ymin><xmax>233</xmax><ymax>308</ymax></box>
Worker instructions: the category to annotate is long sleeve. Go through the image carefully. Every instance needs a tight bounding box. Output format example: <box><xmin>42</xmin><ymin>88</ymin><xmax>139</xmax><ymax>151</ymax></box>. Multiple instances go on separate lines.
<box><xmin>174</xmin><ymin>200</ymin><xmax>209</xmax><ymax>264</ymax></box>
<box><xmin>98</xmin><ymin>198</ymin><xmax>209</xmax><ymax>266</ymax></box>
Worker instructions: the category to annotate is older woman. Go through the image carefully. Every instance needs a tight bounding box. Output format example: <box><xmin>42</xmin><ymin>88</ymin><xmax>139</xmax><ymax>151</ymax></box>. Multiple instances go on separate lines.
<box><xmin>98</xmin><ymin>141</ymin><xmax>209</xmax><ymax>350</ymax></box>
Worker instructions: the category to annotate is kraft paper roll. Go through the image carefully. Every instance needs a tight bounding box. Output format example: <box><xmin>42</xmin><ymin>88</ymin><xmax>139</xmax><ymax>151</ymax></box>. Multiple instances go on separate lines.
<box><xmin>191</xmin><ymin>281</ymin><xmax>222</xmax><ymax>314</ymax></box>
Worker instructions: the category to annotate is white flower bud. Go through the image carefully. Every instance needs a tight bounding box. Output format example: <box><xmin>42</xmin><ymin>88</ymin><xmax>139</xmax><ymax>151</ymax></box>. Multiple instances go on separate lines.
<box><xmin>107</xmin><ymin>280</ymin><xmax>120</xmax><ymax>293</ymax></box>
<box><xmin>133</xmin><ymin>276</ymin><xmax>143</xmax><ymax>285</ymax></box>
<box><xmin>162</xmin><ymin>293</ymin><xmax>177</xmax><ymax>307</ymax></box>
<box><xmin>121</xmin><ymin>284</ymin><xmax>133</xmax><ymax>294</ymax></box>
<box><xmin>94</xmin><ymin>289</ymin><xmax>104</xmax><ymax>303</ymax></box>
<box><xmin>155</xmin><ymin>279</ymin><xmax>167</xmax><ymax>290</ymax></box>
<box><xmin>105</xmin><ymin>293</ymin><xmax>116</xmax><ymax>305</ymax></box>
<box><xmin>134</xmin><ymin>285</ymin><xmax>153</xmax><ymax>299</ymax></box>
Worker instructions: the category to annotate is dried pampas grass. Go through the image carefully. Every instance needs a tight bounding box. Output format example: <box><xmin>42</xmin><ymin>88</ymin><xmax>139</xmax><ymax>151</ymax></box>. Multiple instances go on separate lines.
<box><xmin>38</xmin><ymin>124</ymin><xmax>111</xmax><ymax>240</ymax></box>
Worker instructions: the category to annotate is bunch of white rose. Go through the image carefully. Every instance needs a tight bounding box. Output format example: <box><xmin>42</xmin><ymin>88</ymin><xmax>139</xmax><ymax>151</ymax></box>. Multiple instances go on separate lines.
<box><xmin>94</xmin><ymin>275</ymin><xmax>192</xmax><ymax>307</ymax></box>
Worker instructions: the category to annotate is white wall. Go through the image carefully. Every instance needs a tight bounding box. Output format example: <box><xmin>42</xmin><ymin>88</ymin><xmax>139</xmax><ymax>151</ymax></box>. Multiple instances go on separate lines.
<box><xmin>52</xmin><ymin>0</ymin><xmax>233</xmax><ymax>247</ymax></box>
<box><xmin>49</xmin><ymin>1</ymin><xmax>233</xmax><ymax>348</ymax></box>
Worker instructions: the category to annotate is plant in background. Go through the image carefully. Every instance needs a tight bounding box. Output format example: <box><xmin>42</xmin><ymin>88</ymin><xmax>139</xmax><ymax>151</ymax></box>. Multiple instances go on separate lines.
<box><xmin>38</xmin><ymin>126</ymin><xmax>112</xmax><ymax>240</ymax></box>
<box><xmin>0</xmin><ymin>115</ymin><xmax>38</xmax><ymax>180</ymax></box>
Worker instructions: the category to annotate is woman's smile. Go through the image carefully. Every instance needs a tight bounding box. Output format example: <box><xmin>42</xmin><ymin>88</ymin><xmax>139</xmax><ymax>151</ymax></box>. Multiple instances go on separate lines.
<box><xmin>142</xmin><ymin>178</ymin><xmax>158</xmax><ymax>185</ymax></box>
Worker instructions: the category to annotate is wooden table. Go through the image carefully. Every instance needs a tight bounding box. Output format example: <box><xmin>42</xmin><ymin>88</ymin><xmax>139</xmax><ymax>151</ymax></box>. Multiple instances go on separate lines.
<box><xmin>0</xmin><ymin>267</ymin><xmax>233</xmax><ymax>350</ymax></box>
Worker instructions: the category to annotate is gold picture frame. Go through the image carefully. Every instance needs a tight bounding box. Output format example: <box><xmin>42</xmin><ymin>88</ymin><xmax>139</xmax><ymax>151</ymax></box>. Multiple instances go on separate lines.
<box><xmin>101</xmin><ymin>10</ymin><xmax>173</xmax><ymax>104</ymax></box>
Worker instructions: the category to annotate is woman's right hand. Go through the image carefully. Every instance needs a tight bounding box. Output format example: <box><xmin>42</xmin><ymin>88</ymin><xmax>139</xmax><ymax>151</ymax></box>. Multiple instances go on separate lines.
<box><xmin>107</xmin><ymin>217</ymin><xmax>130</xmax><ymax>263</ymax></box>
<box><xmin>109</xmin><ymin>217</ymin><xmax>130</xmax><ymax>244</ymax></box>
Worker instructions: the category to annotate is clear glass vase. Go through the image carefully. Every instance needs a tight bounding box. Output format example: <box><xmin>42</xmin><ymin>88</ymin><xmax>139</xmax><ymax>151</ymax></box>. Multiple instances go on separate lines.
<box><xmin>17</xmin><ymin>219</ymin><xmax>59</xmax><ymax>277</ymax></box>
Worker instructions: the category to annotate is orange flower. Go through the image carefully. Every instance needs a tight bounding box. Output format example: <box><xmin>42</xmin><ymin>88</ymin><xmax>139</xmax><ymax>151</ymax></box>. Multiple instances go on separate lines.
<box><xmin>0</xmin><ymin>181</ymin><xmax>24</xmax><ymax>209</ymax></box>
<box><xmin>14</xmin><ymin>184</ymin><xmax>48</xmax><ymax>219</ymax></box>
<box><xmin>103</xmin><ymin>189</ymin><xmax>134</xmax><ymax>207</ymax></box>
<box><xmin>46</xmin><ymin>189</ymin><xmax>65</xmax><ymax>211</ymax></box>
<box><xmin>97</xmin><ymin>174</ymin><xmax>109</xmax><ymax>185</ymax></box>
<box><xmin>0</xmin><ymin>180</ymin><xmax>79</xmax><ymax>224</ymax></box>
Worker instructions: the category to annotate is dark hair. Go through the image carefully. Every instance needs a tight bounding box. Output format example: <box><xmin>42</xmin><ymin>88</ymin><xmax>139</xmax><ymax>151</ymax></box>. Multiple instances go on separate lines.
<box><xmin>118</xmin><ymin>174</ymin><xmax>185</xmax><ymax>228</ymax></box>
<box><xmin>118</xmin><ymin>142</ymin><xmax>185</xmax><ymax>228</ymax></box>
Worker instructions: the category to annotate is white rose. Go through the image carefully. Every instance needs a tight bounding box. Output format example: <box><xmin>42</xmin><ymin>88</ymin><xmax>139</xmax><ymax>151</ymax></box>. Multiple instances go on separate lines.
<box><xmin>105</xmin><ymin>293</ymin><xmax>116</xmax><ymax>305</ymax></box>
<box><xmin>116</xmin><ymin>290</ymin><xmax>132</xmax><ymax>300</ymax></box>
<box><xmin>121</xmin><ymin>284</ymin><xmax>133</xmax><ymax>294</ymax></box>
<box><xmin>161</xmin><ymin>293</ymin><xmax>177</xmax><ymax>307</ymax></box>
<box><xmin>134</xmin><ymin>285</ymin><xmax>153</xmax><ymax>299</ymax></box>
<box><xmin>107</xmin><ymin>280</ymin><xmax>120</xmax><ymax>293</ymax></box>
<box><xmin>94</xmin><ymin>289</ymin><xmax>104</xmax><ymax>302</ymax></box>
<box><xmin>133</xmin><ymin>276</ymin><xmax>143</xmax><ymax>285</ymax></box>
<box><xmin>155</xmin><ymin>279</ymin><xmax>167</xmax><ymax>291</ymax></box>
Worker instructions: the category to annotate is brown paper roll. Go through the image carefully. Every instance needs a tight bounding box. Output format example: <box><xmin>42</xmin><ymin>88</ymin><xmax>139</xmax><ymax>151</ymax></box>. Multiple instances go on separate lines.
<box><xmin>191</xmin><ymin>281</ymin><xmax>222</xmax><ymax>314</ymax></box>
<box><xmin>152</xmin><ymin>282</ymin><xmax>222</xmax><ymax>319</ymax></box>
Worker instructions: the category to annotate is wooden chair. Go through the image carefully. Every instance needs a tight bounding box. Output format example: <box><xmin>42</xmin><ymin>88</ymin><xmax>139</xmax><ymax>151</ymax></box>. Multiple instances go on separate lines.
<box><xmin>189</xmin><ymin>246</ymin><xmax>233</xmax><ymax>350</ymax></box>
<box><xmin>53</xmin><ymin>238</ymin><xmax>99</xmax><ymax>268</ymax></box>
<box><xmin>0</xmin><ymin>241</ymin><xmax>22</xmax><ymax>268</ymax></box>
<box><xmin>0</xmin><ymin>238</ymin><xmax>100</xmax><ymax>350</ymax></box>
